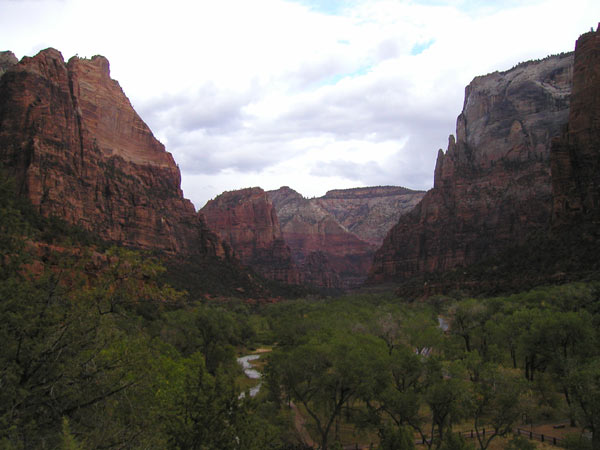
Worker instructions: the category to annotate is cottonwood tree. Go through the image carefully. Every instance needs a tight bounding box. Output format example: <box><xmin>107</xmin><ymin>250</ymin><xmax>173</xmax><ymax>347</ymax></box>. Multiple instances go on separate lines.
<box><xmin>424</xmin><ymin>359</ymin><xmax>471</xmax><ymax>450</ymax></box>
<box><xmin>467</xmin><ymin>363</ymin><xmax>526</xmax><ymax>449</ymax></box>
<box><xmin>566</xmin><ymin>357</ymin><xmax>600</xmax><ymax>450</ymax></box>
<box><xmin>371</xmin><ymin>345</ymin><xmax>429</xmax><ymax>443</ymax></box>
<box><xmin>267</xmin><ymin>332</ymin><xmax>386</xmax><ymax>450</ymax></box>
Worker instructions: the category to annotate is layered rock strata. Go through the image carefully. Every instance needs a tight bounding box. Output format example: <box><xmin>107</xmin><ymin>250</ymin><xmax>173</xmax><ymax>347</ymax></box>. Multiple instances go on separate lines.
<box><xmin>0</xmin><ymin>48</ymin><xmax>227</xmax><ymax>257</ymax></box>
<box><xmin>201</xmin><ymin>187</ymin><xmax>300</xmax><ymax>284</ymax></box>
<box><xmin>315</xmin><ymin>186</ymin><xmax>425</xmax><ymax>246</ymax></box>
<box><xmin>552</xmin><ymin>25</ymin><xmax>600</xmax><ymax>224</ymax></box>
<box><xmin>268</xmin><ymin>187</ymin><xmax>378</xmax><ymax>289</ymax></box>
<box><xmin>369</xmin><ymin>52</ymin><xmax>574</xmax><ymax>283</ymax></box>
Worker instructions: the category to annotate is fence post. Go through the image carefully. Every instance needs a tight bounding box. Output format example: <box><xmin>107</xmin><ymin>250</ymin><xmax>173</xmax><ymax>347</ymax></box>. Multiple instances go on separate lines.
<box><xmin>541</xmin><ymin>434</ymin><xmax>544</xmax><ymax>442</ymax></box>
<box><xmin>471</xmin><ymin>430</ymin><xmax>473</xmax><ymax>438</ymax></box>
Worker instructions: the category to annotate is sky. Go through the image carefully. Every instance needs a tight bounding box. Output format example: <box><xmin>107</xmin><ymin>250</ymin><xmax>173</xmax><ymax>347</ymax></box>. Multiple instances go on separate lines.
<box><xmin>1</xmin><ymin>0</ymin><xmax>599</xmax><ymax>209</ymax></box>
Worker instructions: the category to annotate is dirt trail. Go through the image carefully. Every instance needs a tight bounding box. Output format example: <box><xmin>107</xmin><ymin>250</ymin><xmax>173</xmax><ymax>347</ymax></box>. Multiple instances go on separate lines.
<box><xmin>290</xmin><ymin>402</ymin><xmax>317</xmax><ymax>448</ymax></box>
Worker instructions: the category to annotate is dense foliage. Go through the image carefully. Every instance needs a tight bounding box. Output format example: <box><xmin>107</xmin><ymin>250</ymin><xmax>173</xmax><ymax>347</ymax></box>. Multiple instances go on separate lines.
<box><xmin>2</xmin><ymin>175</ymin><xmax>600</xmax><ymax>449</ymax></box>
<box><xmin>0</xmin><ymin>177</ymin><xmax>287</xmax><ymax>449</ymax></box>
<box><xmin>263</xmin><ymin>288</ymin><xmax>600</xmax><ymax>449</ymax></box>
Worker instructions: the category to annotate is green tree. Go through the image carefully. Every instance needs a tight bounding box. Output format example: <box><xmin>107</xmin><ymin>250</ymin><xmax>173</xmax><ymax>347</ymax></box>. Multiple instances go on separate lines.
<box><xmin>372</xmin><ymin>345</ymin><xmax>428</xmax><ymax>444</ymax></box>
<box><xmin>468</xmin><ymin>364</ymin><xmax>526</xmax><ymax>449</ymax></box>
<box><xmin>378</xmin><ymin>424</ymin><xmax>416</xmax><ymax>450</ymax></box>
<box><xmin>439</xmin><ymin>432</ymin><xmax>475</xmax><ymax>450</ymax></box>
<box><xmin>449</xmin><ymin>299</ymin><xmax>491</xmax><ymax>356</ymax></box>
<box><xmin>162</xmin><ymin>305</ymin><xmax>244</xmax><ymax>374</ymax></box>
<box><xmin>424</xmin><ymin>359</ymin><xmax>470</xmax><ymax>450</ymax></box>
<box><xmin>268</xmin><ymin>332</ymin><xmax>386</xmax><ymax>450</ymax></box>
<box><xmin>0</xmin><ymin>246</ymin><xmax>178</xmax><ymax>448</ymax></box>
<box><xmin>566</xmin><ymin>357</ymin><xmax>600</xmax><ymax>450</ymax></box>
<box><xmin>157</xmin><ymin>352</ymin><xmax>269</xmax><ymax>449</ymax></box>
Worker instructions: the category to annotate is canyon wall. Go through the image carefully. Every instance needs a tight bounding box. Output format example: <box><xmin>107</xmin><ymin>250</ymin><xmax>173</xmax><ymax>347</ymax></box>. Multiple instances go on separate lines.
<box><xmin>268</xmin><ymin>186</ymin><xmax>371</xmax><ymax>289</ymax></box>
<box><xmin>552</xmin><ymin>25</ymin><xmax>600</xmax><ymax>225</ymax></box>
<box><xmin>369</xmin><ymin>52</ymin><xmax>574</xmax><ymax>283</ymax></box>
<box><xmin>315</xmin><ymin>186</ymin><xmax>425</xmax><ymax>246</ymax></box>
<box><xmin>0</xmin><ymin>48</ymin><xmax>227</xmax><ymax>257</ymax></box>
<box><xmin>266</xmin><ymin>186</ymin><xmax>424</xmax><ymax>288</ymax></box>
<box><xmin>201</xmin><ymin>187</ymin><xmax>300</xmax><ymax>284</ymax></box>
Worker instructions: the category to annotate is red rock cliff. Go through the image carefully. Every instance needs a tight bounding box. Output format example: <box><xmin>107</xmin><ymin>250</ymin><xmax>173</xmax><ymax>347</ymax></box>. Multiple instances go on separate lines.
<box><xmin>552</xmin><ymin>25</ymin><xmax>600</xmax><ymax>225</ymax></box>
<box><xmin>0</xmin><ymin>48</ymin><xmax>227</xmax><ymax>257</ymax></box>
<box><xmin>268</xmin><ymin>186</ymin><xmax>379</xmax><ymax>289</ymax></box>
<box><xmin>201</xmin><ymin>187</ymin><xmax>300</xmax><ymax>284</ymax></box>
<box><xmin>369</xmin><ymin>53</ymin><xmax>573</xmax><ymax>283</ymax></box>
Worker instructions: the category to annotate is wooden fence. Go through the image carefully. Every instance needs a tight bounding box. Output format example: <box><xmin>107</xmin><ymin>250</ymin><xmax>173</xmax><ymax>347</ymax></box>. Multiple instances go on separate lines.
<box><xmin>514</xmin><ymin>428</ymin><xmax>564</xmax><ymax>446</ymax></box>
<box><xmin>337</xmin><ymin>426</ymin><xmax>568</xmax><ymax>449</ymax></box>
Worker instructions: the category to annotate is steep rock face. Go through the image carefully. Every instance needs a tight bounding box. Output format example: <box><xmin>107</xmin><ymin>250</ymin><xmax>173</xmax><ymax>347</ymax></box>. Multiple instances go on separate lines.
<box><xmin>369</xmin><ymin>53</ymin><xmax>574</xmax><ymax>283</ymax></box>
<box><xmin>552</xmin><ymin>25</ymin><xmax>600</xmax><ymax>224</ymax></box>
<box><xmin>315</xmin><ymin>186</ymin><xmax>425</xmax><ymax>246</ymax></box>
<box><xmin>268</xmin><ymin>186</ymin><xmax>378</xmax><ymax>289</ymax></box>
<box><xmin>0</xmin><ymin>48</ymin><xmax>227</xmax><ymax>257</ymax></box>
<box><xmin>201</xmin><ymin>187</ymin><xmax>300</xmax><ymax>284</ymax></box>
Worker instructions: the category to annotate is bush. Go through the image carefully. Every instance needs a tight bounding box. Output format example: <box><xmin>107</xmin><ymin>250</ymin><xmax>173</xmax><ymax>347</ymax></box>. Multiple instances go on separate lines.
<box><xmin>505</xmin><ymin>435</ymin><xmax>536</xmax><ymax>450</ymax></box>
<box><xmin>439</xmin><ymin>432</ymin><xmax>475</xmax><ymax>450</ymax></box>
<box><xmin>378</xmin><ymin>425</ymin><xmax>415</xmax><ymax>450</ymax></box>
<box><xmin>561</xmin><ymin>433</ymin><xmax>592</xmax><ymax>450</ymax></box>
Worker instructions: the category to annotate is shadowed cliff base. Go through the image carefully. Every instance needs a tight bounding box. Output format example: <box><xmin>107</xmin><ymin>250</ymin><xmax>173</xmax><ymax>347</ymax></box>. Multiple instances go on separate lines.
<box><xmin>381</xmin><ymin>224</ymin><xmax>600</xmax><ymax>299</ymax></box>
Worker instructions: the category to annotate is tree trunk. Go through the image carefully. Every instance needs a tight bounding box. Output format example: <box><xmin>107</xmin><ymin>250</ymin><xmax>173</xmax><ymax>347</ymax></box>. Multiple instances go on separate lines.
<box><xmin>592</xmin><ymin>430</ymin><xmax>599</xmax><ymax>450</ymax></box>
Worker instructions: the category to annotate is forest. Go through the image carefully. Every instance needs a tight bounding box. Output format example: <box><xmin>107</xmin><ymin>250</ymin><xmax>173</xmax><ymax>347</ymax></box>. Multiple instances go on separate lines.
<box><xmin>1</xmin><ymin>174</ymin><xmax>600</xmax><ymax>450</ymax></box>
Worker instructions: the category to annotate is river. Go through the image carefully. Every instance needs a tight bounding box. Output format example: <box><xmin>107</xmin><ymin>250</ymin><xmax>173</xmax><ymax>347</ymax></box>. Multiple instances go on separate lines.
<box><xmin>237</xmin><ymin>354</ymin><xmax>262</xmax><ymax>397</ymax></box>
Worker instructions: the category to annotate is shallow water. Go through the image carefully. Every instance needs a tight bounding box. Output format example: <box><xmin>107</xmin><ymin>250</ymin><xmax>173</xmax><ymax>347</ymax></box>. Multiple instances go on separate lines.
<box><xmin>237</xmin><ymin>354</ymin><xmax>262</xmax><ymax>397</ymax></box>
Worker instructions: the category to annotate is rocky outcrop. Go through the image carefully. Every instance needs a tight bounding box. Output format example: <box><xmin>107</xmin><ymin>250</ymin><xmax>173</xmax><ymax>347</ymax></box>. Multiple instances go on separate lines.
<box><xmin>0</xmin><ymin>48</ymin><xmax>227</xmax><ymax>257</ymax></box>
<box><xmin>315</xmin><ymin>186</ymin><xmax>425</xmax><ymax>246</ymax></box>
<box><xmin>552</xmin><ymin>25</ymin><xmax>600</xmax><ymax>225</ymax></box>
<box><xmin>369</xmin><ymin>52</ymin><xmax>574</xmax><ymax>283</ymax></box>
<box><xmin>268</xmin><ymin>187</ymin><xmax>378</xmax><ymax>289</ymax></box>
<box><xmin>0</xmin><ymin>51</ymin><xmax>17</xmax><ymax>76</ymax></box>
<box><xmin>201</xmin><ymin>187</ymin><xmax>300</xmax><ymax>284</ymax></box>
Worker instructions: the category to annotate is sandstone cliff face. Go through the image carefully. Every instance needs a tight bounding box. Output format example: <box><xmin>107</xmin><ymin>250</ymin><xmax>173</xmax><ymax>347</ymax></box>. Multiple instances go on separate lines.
<box><xmin>201</xmin><ymin>187</ymin><xmax>300</xmax><ymax>284</ymax></box>
<box><xmin>315</xmin><ymin>186</ymin><xmax>425</xmax><ymax>246</ymax></box>
<box><xmin>268</xmin><ymin>186</ymin><xmax>378</xmax><ymax>289</ymax></box>
<box><xmin>0</xmin><ymin>48</ymin><xmax>227</xmax><ymax>257</ymax></box>
<box><xmin>369</xmin><ymin>53</ymin><xmax>574</xmax><ymax>283</ymax></box>
<box><xmin>552</xmin><ymin>25</ymin><xmax>600</xmax><ymax>224</ymax></box>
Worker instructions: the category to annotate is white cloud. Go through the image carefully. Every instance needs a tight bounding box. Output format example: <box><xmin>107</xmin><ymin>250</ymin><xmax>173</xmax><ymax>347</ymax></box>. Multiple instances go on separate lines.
<box><xmin>1</xmin><ymin>0</ymin><xmax>599</xmax><ymax>209</ymax></box>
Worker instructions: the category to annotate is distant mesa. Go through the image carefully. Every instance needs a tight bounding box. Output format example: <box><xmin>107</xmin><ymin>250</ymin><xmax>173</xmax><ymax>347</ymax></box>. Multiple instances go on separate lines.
<box><xmin>267</xmin><ymin>186</ymin><xmax>424</xmax><ymax>288</ymax></box>
<box><xmin>200</xmin><ymin>185</ymin><xmax>425</xmax><ymax>290</ymax></box>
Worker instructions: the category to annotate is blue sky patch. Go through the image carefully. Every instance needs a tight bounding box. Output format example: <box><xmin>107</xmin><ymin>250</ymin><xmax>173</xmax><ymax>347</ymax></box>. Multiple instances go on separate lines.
<box><xmin>316</xmin><ymin>65</ymin><xmax>371</xmax><ymax>87</ymax></box>
<box><xmin>287</xmin><ymin>0</ymin><xmax>355</xmax><ymax>15</ymax></box>
<box><xmin>411</xmin><ymin>39</ymin><xmax>435</xmax><ymax>55</ymax></box>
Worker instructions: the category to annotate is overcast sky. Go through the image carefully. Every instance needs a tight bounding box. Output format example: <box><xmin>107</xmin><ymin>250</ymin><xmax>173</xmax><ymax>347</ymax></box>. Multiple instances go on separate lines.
<box><xmin>1</xmin><ymin>0</ymin><xmax>598</xmax><ymax>209</ymax></box>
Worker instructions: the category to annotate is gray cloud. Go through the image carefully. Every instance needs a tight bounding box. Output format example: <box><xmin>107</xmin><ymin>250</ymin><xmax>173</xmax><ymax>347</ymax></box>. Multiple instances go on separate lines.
<box><xmin>138</xmin><ymin>84</ymin><xmax>256</xmax><ymax>135</ymax></box>
<box><xmin>136</xmin><ymin>61</ymin><xmax>460</xmax><ymax>193</ymax></box>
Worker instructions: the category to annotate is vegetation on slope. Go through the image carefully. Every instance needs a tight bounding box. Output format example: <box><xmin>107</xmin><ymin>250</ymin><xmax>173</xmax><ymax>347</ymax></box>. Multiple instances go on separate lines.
<box><xmin>2</xmin><ymin>172</ymin><xmax>600</xmax><ymax>449</ymax></box>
